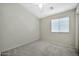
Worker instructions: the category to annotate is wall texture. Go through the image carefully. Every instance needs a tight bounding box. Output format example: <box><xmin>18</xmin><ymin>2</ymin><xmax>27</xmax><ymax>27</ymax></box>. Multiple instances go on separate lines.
<box><xmin>0</xmin><ymin>4</ymin><xmax>3</xmax><ymax>52</ymax></box>
<box><xmin>75</xmin><ymin>14</ymin><xmax>79</xmax><ymax>49</ymax></box>
<box><xmin>0</xmin><ymin>4</ymin><xmax>40</xmax><ymax>52</ymax></box>
<box><xmin>40</xmin><ymin>10</ymin><xmax>76</xmax><ymax>49</ymax></box>
<box><xmin>76</xmin><ymin>4</ymin><xmax>79</xmax><ymax>49</ymax></box>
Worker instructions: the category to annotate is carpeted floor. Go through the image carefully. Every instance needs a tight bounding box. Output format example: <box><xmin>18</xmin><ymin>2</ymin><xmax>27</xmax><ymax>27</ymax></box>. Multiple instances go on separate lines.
<box><xmin>1</xmin><ymin>40</ymin><xmax>77</xmax><ymax>56</ymax></box>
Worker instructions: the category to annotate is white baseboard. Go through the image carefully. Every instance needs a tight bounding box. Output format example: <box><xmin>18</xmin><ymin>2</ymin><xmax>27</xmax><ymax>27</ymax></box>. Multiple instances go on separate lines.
<box><xmin>1</xmin><ymin>39</ymin><xmax>40</xmax><ymax>52</ymax></box>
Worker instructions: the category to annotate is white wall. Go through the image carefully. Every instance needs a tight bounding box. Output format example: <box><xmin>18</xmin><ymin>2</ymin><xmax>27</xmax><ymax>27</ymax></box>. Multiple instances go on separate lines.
<box><xmin>76</xmin><ymin>4</ymin><xmax>79</xmax><ymax>14</ymax></box>
<box><xmin>75</xmin><ymin>14</ymin><xmax>79</xmax><ymax>49</ymax></box>
<box><xmin>76</xmin><ymin>4</ymin><xmax>79</xmax><ymax>49</ymax></box>
<box><xmin>0</xmin><ymin>4</ymin><xmax>3</xmax><ymax>52</ymax></box>
<box><xmin>0</xmin><ymin>4</ymin><xmax>40</xmax><ymax>52</ymax></box>
<box><xmin>40</xmin><ymin>10</ymin><xmax>76</xmax><ymax>49</ymax></box>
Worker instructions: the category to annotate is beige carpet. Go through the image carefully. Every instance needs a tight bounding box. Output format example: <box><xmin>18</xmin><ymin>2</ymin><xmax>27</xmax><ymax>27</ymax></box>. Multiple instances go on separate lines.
<box><xmin>1</xmin><ymin>40</ymin><xmax>77</xmax><ymax>56</ymax></box>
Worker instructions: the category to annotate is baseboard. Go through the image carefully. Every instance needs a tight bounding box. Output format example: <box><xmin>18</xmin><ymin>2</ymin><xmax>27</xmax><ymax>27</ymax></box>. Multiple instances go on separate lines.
<box><xmin>1</xmin><ymin>39</ymin><xmax>40</xmax><ymax>53</ymax></box>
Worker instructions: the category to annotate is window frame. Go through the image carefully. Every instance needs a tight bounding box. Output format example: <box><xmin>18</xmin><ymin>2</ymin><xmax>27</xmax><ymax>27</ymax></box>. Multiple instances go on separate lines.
<box><xmin>50</xmin><ymin>16</ymin><xmax>70</xmax><ymax>33</ymax></box>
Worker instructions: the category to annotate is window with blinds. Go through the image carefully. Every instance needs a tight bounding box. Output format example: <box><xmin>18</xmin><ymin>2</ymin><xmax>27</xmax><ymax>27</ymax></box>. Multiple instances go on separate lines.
<box><xmin>51</xmin><ymin>16</ymin><xmax>69</xmax><ymax>32</ymax></box>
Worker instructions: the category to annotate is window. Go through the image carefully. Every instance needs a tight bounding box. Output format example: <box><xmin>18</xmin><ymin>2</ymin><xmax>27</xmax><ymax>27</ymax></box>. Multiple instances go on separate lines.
<box><xmin>51</xmin><ymin>16</ymin><xmax>69</xmax><ymax>32</ymax></box>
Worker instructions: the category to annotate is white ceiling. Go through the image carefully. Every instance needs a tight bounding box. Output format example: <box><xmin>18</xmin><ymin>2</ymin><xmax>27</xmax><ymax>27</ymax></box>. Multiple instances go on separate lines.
<box><xmin>20</xmin><ymin>3</ymin><xmax>78</xmax><ymax>18</ymax></box>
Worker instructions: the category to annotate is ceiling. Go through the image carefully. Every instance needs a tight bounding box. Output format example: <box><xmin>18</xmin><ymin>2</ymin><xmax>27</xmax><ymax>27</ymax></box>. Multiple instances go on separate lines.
<box><xmin>20</xmin><ymin>3</ymin><xmax>78</xmax><ymax>18</ymax></box>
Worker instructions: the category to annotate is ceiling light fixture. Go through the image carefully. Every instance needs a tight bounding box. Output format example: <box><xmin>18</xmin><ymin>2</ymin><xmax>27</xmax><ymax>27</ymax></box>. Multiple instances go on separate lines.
<box><xmin>34</xmin><ymin>3</ymin><xmax>44</xmax><ymax>9</ymax></box>
<box><xmin>38</xmin><ymin>4</ymin><xmax>43</xmax><ymax>9</ymax></box>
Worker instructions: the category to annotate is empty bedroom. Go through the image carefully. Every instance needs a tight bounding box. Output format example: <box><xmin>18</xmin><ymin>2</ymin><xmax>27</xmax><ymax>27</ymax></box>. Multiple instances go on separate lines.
<box><xmin>0</xmin><ymin>3</ymin><xmax>79</xmax><ymax>56</ymax></box>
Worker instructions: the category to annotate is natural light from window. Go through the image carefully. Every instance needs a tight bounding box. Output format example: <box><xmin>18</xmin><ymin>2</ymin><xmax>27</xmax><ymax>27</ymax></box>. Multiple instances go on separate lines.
<box><xmin>51</xmin><ymin>16</ymin><xmax>69</xmax><ymax>32</ymax></box>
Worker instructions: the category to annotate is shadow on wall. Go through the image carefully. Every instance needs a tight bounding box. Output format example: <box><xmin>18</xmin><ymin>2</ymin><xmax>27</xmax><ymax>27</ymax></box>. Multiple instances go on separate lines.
<box><xmin>0</xmin><ymin>3</ymin><xmax>40</xmax><ymax>52</ymax></box>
